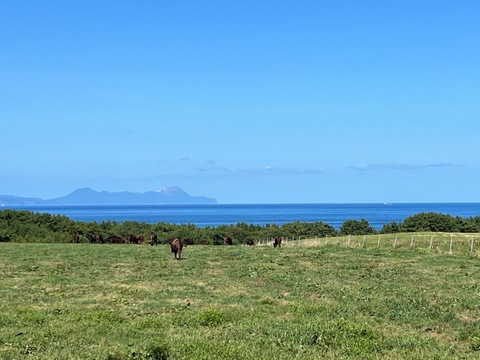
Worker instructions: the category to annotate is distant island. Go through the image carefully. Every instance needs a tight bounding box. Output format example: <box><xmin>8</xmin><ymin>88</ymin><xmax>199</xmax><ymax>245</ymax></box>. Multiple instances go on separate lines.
<box><xmin>0</xmin><ymin>187</ymin><xmax>217</xmax><ymax>206</ymax></box>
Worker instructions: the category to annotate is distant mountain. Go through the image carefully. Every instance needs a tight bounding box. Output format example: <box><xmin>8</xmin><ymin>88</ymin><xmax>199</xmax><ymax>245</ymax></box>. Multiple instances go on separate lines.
<box><xmin>0</xmin><ymin>195</ymin><xmax>45</xmax><ymax>206</ymax></box>
<box><xmin>0</xmin><ymin>187</ymin><xmax>217</xmax><ymax>206</ymax></box>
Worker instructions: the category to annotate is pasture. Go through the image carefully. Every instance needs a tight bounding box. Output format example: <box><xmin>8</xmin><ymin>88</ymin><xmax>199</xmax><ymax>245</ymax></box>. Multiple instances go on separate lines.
<box><xmin>0</xmin><ymin>238</ymin><xmax>479</xmax><ymax>359</ymax></box>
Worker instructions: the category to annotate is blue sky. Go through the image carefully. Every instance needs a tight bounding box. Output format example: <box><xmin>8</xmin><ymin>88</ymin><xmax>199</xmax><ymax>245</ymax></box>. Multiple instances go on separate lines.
<box><xmin>1</xmin><ymin>1</ymin><xmax>479</xmax><ymax>203</ymax></box>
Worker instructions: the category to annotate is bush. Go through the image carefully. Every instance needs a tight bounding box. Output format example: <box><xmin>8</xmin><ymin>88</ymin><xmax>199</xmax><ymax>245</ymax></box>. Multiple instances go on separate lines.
<box><xmin>340</xmin><ymin>219</ymin><xmax>376</xmax><ymax>236</ymax></box>
<box><xmin>0</xmin><ymin>230</ymin><xmax>11</xmax><ymax>242</ymax></box>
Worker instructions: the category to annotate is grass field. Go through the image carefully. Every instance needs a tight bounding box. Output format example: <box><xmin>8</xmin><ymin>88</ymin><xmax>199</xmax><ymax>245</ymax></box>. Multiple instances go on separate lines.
<box><xmin>1</xmin><ymin>238</ymin><xmax>479</xmax><ymax>359</ymax></box>
<box><xmin>260</xmin><ymin>232</ymin><xmax>480</xmax><ymax>257</ymax></box>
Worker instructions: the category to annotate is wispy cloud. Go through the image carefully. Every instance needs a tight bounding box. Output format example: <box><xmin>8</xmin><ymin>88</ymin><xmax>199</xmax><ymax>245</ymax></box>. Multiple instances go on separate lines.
<box><xmin>348</xmin><ymin>162</ymin><xmax>464</xmax><ymax>171</ymax></box>
<box><xmin>150</xmin><ymin>161</ymin><xmax>323</xmax><ymax>179</ymax></box>
<box><xmin>207</xmin><ymin>165</ymin><xmax>324</xmax><ymax>176</ymax></box>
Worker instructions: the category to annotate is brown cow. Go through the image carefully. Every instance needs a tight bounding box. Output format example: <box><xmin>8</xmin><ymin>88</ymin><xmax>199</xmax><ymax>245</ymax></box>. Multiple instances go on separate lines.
<box><xmin>182</xmin><ymin>238</ymin><xmax>194</xmax><ymax>246</ymax></box>
<box><xmin>96</xmin><ymin>233</ymin><xmax>104</xmax><ymax>244</ymax></box>
<box><xmin>246</xmin><ymin>239</ymin><xmax>255</xmax><ymax>246</ymax></box>
<box><xmin>149</xmin><ymin>232</ymin><xmax>158</xmax><ymax>246</ymax></box>
<box><xmin>224</xmin><ymin>236</ymin><xmax>233</xmax><ymax>245</ymax></box>
<box><xmin>90</xmin><ymin>233</ymin><xmax>104</xmax><ymax>244</ymax></box>
<box><xmin>273</xmin><ymin>236</ymin><xmax>282</xmax><ymax>248</ymax></box>
<box><xmin>125</xmin><ymin>234</ymin><xmax>138</xmax><ymax>244</ymax></box>
<box><xmin>107</xmin><ymin>236</ymin><xmax>125</xmax><ymax>244</ymax></box>
<box><xmin>72</xmin><ymin>232</ymin><xmax>80</xmax><ymax>244</ymax></box>
<box><xmin>137</xmin><ymin>236</ymin><xmax>144</xmax><ymax>244</ymax></box>
<box><xmin>171</xmin><ymin>238</ymin><xmax>183</xmax><ymax>260</ymax></box>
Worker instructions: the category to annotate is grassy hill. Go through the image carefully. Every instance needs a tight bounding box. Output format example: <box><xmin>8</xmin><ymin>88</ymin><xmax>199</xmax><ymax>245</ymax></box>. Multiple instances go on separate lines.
<box><xmin>0</xmin><ymin>240</ymin><xmax>479</xmax><ymax>359</ymax></box>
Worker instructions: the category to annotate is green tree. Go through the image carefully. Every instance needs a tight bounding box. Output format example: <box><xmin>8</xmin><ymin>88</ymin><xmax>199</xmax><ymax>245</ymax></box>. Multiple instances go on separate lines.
<box><xmin>340</xmin><ymin>219</ymin><xmax>376</xmax><ymax>235</ymax></box>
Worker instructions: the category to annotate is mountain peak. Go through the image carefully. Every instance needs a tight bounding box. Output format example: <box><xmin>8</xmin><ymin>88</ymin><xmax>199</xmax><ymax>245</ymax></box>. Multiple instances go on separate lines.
<box><xmin>157</xmin><ymin>186</ymin><xmax>186</xmax><ymax>195</ymax></box>
<box><xmin>70</xmin><ymin>187</ymin><xmax>97</xmax><ymax>194</ymax></box>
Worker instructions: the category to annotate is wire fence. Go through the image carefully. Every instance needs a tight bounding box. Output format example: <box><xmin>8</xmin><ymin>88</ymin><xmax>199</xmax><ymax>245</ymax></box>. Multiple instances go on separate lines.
<box><xmin>254</xmin><ymin>233</ymin><xmax>479</xmax><ymax>256</ymax></box>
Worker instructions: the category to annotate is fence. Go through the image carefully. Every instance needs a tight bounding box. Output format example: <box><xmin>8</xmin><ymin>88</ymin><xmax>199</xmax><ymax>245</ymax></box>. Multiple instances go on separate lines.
<box><xmin>255</xmin><ymin>233</ymin><xmax>479</xmax><ymax>256</ymax></box>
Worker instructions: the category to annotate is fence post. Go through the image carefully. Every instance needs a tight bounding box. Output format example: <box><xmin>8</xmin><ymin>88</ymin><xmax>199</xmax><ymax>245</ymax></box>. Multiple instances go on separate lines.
<box><xmin>449</xmin><ymin>235</ymin><xmax>453</xmax><ymax>255</ymax></box>
<box><xmin>429</xmin><ymin>235</ymin><xmax>434</xmax><ymax>249</ymax></box>
<box><xmin>347</xmin><ymin>235</ymin><xmax>351</xmax><ymax>247</ymax></box>
<box><xmin>471</xmin><ymin>238</ymin><xmax>475</xmax><ymax>256</ymax></box>
<box><xmin>393</xmin><ymin>235</ymin><xmax>398</xmax><ymax>249</ymax></box>
<box><xmin>377</xmin><ymin>235</ymin><xmax>381</xmax><ymax>249</ymax></box>
<box><xmin>362</xmin><ymin>235</ymin><xmax>366</xmax><ymax>248</ymax></box>
<box><xmin>410</xmin><ymin>235</ymin><xmax>414</xmax><ymax>248</ymax></box>
<box><xmin>325</xmin><ymin>234</ymin><xmax>328</xmax><ymax>245</ymax></box>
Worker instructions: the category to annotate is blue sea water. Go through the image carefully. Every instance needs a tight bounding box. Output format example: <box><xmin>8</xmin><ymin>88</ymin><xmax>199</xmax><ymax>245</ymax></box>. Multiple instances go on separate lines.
<box><xmin>4</xmin><ymin>203</ymin><xmax>480</xmax><ymax>230</ymax></box>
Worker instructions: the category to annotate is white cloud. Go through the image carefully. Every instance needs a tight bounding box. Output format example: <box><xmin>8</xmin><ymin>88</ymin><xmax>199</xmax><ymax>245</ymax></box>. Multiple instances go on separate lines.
<box><xmin>348</xmin><ymin>162</ymin><xmax>463</xmax><ymax>171</ymax></box>
<box><xmin>207</xmin><ymin>165</ymin><xmax>323</xmax><ymax>176</ymax></box>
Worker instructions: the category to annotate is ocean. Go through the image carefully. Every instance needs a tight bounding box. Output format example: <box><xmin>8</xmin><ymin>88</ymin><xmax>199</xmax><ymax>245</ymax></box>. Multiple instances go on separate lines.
<box><xmin>4</xmin><ymin>203</ymin><xmax>480</xmax><ymax>230</ymax></box>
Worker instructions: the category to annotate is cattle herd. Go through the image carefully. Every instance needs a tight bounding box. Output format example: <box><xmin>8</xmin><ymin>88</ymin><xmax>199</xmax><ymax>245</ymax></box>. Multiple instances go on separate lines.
<box><xmin>72</xmin><ymin>231</ymin><xmax>284</xmax><ymax>260</ymax></box>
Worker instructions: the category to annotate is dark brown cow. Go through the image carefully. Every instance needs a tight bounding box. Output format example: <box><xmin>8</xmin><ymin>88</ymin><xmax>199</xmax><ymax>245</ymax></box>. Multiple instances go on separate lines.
<box><xmin>273</xmin><ymin>236</ymin><xmax>283</xmax><ymax>248</ymax></box>
<box><xmin>95</xmin><ymin>233</ymin><xmax>104</xmax><ymax>244</ymax></box>
<box><xmin>149</xmin><ymin>232</ymin><xmax>158</xmax><ymax>246</ymax></box>
<box><xmin>182</xmin><ymin>238</ymin><xmax>194</xmax><ymax>246</ymax></box>
<box><xmin>137</xmin><ymin>236</ymin><xmax>144</xmax><ymax>244</ymax></box>
<box><xmin>224</xmin><ymin>236</ymin><xmax>233</xmax><ymax>245</ymax></box>
<box><xmin>246</xmin><ymin>239</ymin><xmax>255</xmax><ymax>246</ymax></box>
<box><xmin>107</xmin><ymin>236</ymin><xmax>125</xmax><ymax>244</ymax></box>
<box><xmin>72</xmin><ymin>232</ymin><xmax>80</xmax><ymax>243</ymax></box>
<box><xmin>90</xmin><ymin>233</ymin><xmax>104</xmax><ymax>244</ymax></box>
<box><xmin>125</xmin><ymin>234</ymin><xmax>138</xmax><ymax>244</ymax></box>
<box><xmin>171</xmin><ymin>238</ymin><xmax>183</xmax><ymax>260</ymax></box>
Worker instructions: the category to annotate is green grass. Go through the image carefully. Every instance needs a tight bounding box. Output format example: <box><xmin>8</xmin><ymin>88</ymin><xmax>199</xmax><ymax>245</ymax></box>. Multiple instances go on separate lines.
<box><xmin>0</xmin><ymin>240</ymin><xmax>479</xmax><ymax>359</ymax></box>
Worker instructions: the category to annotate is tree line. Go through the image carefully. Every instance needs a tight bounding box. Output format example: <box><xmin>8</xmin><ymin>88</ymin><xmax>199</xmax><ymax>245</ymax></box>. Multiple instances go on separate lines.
<box><xmin>0</xmin><ymin>209</ymin><xmax>479</xmax><ymax>244</ymax></box>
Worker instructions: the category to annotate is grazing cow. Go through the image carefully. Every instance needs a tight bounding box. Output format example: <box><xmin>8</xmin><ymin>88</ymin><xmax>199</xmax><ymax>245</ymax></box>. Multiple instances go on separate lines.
<box><xmin>182</xmin><ymin>238</ymin><xmax>194</xmax><ymax>246</ymax></box>
<box><xmin>90</xmin><ymin>233</ymin><xmax>104</xmax><ymax>244</ymax></box>
<box><xmin>125</xmin><ymin>234</ymin><xmax>139</xmax><ymax>244</ymax></box>
<box><xmin>72</xmin><ymin>232</ymin><xmax>80</xmax><ymax>244</ymax></box>
<box><xmin>246</xmin><ymin>239</ymin><xmax>255</xmax><ymax>246</ymax></box>
<box><xmin>149</xmin><ymin>232</ymin><xmax>158</xmax><ymax>246</ymax></box>
<box><xmin>107</xmin><ymin>236</ymin><xmax>125</xmax><ymax>244</ymax></box>
<box><xmin>224</xmin><ymin>236</ymin><xmax>233</xmax><ymax>245</ymax></box>
<box><xmin>137</xmin><ymin>236</ymin><xmax>144</xmax><ymax>244</ymax></box>
<box><xmin>170</xmin><ymin>238</ymin><xmax>183</xmax><ymax>260</ymax></box>
<box><xmin>273</xmin><ymin>236</ymin><xmax>283</xmax><ymax>248</ymax></box>
<box><xmin>95</xmin><ymin>233</ymin><xmax>104</xmax><ymax>244</ymax></box>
